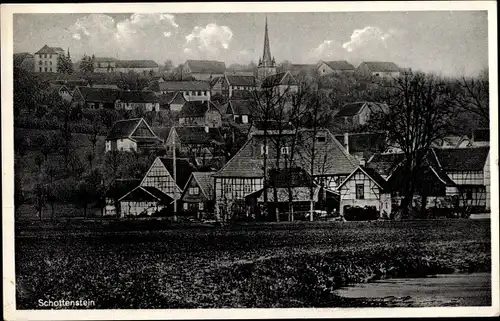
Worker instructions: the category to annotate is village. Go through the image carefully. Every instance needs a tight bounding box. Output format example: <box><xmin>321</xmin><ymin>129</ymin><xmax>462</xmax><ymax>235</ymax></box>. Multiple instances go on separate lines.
<box><xmin>13</xmin><ymin>17</ymin><xmax>491</xmax><ymax>223</ymax></box>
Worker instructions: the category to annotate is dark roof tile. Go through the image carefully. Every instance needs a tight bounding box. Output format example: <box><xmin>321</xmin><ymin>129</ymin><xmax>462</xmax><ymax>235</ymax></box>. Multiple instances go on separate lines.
<box><xmin>185</xmin><ymin>60</ymin><xmax>226</xmax><ymax>74</ymax></box>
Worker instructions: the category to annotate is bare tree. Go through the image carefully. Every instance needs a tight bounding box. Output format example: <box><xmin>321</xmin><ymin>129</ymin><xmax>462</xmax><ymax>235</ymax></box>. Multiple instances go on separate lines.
<box><xmin>369</xmin><ymin>71</ymin><xmax>456</xmax><ymax>218</ymax></box>
<box><xmin>452</xmin><ymin>68</ymin><xmax>489</xmax><ymax>125</ymax></box>
<box><xmin>105</xmin><ymin>150</ymin><xmax>122</xmax><ymax>180</ymax></box>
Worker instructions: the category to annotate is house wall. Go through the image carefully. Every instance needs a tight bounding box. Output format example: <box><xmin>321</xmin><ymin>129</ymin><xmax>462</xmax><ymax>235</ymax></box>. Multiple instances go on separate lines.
<box><xmin>179</xmin><ymin>116</ymin><xmax>205</xmax><ymax>126</ymax></box>
<box><xmin>116</xmin><ymin>101</ymin><xmax>160</xmax><ymax>112</ymax></box>
<box><xmin>104</xmin><ymin>197</ymin><xmax>118</xmax><ymax>216</ymax></box>
<box><xmin>140</xmin><ymin>158</ymin><xmax>181</xmax><ymax>199</ymax></box>
<box><xmin>447</xmin><ymin>171</ymin><xmax>484</xmax><ymax>185</ymax></box>
<box><xmin>170</xmin><ymin>102</ymin><xmax>184</xmax><ymax>112</ymax></box>
<box><xmin>120</xmin><ymin>201</ymin><xmax>164</xmax><ymax>217</ymax></box>
<box><xmin>339</xmin><ymin>170</ymin><xmax>389</xmax><ymax>215</ymax></box>
<box><xmin>484</xmin><ymin>153</ymin><xmax>490</xmax><ymax>210</ymax></box>
<box><xmin>215</xmin><ymin>177</ymin><xmax>264</xmax><ymax>202</ymax></box>
<box><xmin>34</xmin><ymin>52</ymin><xmax>61</xmax><ymax>73</ymax></box>
<box><xmin>372</xmin><ymin>71</ymin><xmax>400</xmax><ymax>78</ymax></box>
<box><xmin>105</xmin><ymin>138</ymin><xmax>137</xmax><ymax>152</ymax></box>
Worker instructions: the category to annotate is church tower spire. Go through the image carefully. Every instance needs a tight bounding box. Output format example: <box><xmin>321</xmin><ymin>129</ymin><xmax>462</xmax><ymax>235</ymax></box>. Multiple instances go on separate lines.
<box><xmin>262</xmin><ymin>16</ymin><xmax>272</xmax><ymax>65</ymax></box>
<box><xmin>257</xmin><ymin>15</ymin><xmax>277</xmax><ymax>80</ymax></box>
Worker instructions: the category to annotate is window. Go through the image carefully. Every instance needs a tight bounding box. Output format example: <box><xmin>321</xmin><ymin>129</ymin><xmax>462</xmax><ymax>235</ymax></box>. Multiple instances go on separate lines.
<box><xmin>39</xmin><ymin>67</ymin><xmax>42</xmax><ymax>72</ymax></box>
<box><xmin>197</xmin><ymin>91</ymin><xmax>201</xmax><ymax>95</ymax></box>
<box><xmin>260</xmin><ymin>144</ymin><xmax>269</xmax><ymax>155</ymax></box>
<box><xmin>50</xmin><ymin>61</ymin><xmax>52</xmax><ymax>65</ymax></box>
<box><xmin>183</xmin><ymin>203</ymin><xmax>188</xmax><ymax>210</ymax></box>
<box><xmin>49</xmin><ymin>68</ymin><xmax>52</xmax><ymax>72</ymax></box>
<box><xmin>281</xmin><ymin>147</ymin><xmax>289</xmax><ymax>155</ymax></box>
<box><xmin>49</xmin><ymin>54</ymin><xmax>52</xmax><ymax>59</ymax></box>
<box><xmin>244</xmin><ymin>184</ymin><xmax>252</xmax><ymax>193</ymax></box>
<box><xmin>45</xmin><ymin>61</ymin><xmax>48</xmax><ymax>65</ymax></box>
<box><xmin>199</xmin><ymin>202</ymin><xmax>204</xmax><ymax>210</ymax></box>
<box><xmin>242</xmin><ymin>115</ymin><xmax>248</xmax><ymax>124</ymax></box>
<box><xmin>466</xmin><ymin>190</ymin><xmax>473</xmax><ymax>200</ymax></box>
<box><xmin>44</xmin><ymin>67</ymin><xmax>47</xmax><ymax>72</ymax></box>
<box><xmin>355</xmin><ymin>184</ymin><xmax>365</xmax><ymax>199</ymax></box>
<box><xmin>39</xmin><ymin>61</ymin><xmax>42</xmax><ymax>65</ymax></box>
<box><xmin>317</xmin><ymin>136</ymin><xmax>326</xmax><ymax>143</ymax></box>
<box><xmin>189</xmin><ymin>187</ymin><xmax>199</xmax><ymax>195</ymax></box>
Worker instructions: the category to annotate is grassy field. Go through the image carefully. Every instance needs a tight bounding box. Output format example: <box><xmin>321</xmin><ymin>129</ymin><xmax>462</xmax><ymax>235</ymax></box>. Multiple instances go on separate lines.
<box><xmin>15</xmin><ymin>220</ymin><xmax>491</xmax><ymax>309</ymax></box>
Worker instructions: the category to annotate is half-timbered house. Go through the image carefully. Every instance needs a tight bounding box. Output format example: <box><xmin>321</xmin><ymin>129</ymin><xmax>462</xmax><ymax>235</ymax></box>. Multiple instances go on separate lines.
<box><xmin>178</xmin><ymin>101</ymin><xmax>223</xmax><ymax>128</ymax></box>
<box><xmin>105</xmin><ymin>118</ymin><xmax>163</xmax><ymax>153</ymax></box>
<box><xmin>180</xmin><ymin>172</ymin><xmax>216</xmax><ymax>219</ymax></box>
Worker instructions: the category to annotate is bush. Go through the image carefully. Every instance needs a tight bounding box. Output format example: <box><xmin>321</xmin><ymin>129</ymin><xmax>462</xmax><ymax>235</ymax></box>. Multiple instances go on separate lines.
<box><xmin>344</xmin><ymin>205</ymin><xmax>379</xmax><ymax>221</ymax></box>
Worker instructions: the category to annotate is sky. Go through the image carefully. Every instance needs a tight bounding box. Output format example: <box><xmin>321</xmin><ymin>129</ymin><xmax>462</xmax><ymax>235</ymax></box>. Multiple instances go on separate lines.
<box><xmin>13</xmin><ymin>11</ymin><xmax>488</xmax><ymax>77</ymax></box>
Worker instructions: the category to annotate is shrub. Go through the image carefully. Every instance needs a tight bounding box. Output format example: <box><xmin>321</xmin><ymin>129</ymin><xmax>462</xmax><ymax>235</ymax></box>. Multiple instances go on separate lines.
<box><xmin>344</xmin><ymin>205</ymin><xmax>378</xmax><ymax>221</ymax></box>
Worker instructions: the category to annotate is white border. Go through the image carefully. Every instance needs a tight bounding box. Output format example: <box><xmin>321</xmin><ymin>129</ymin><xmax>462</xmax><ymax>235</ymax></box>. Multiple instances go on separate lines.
<box><xmin>2</xmin><ymin>2</ymin><xmax>499</xmax><ymax>320</ymax></box>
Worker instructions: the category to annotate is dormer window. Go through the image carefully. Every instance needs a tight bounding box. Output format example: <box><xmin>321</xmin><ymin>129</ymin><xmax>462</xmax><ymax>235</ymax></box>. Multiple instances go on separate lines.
<box><xmin>280</xmin><ymin>147</ymin><xmax>289</xmax><ymax>155</ymax></box>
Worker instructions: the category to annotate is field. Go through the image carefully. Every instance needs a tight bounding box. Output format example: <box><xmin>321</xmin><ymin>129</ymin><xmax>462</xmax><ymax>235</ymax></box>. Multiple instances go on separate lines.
<box><xmin>15</xmin><ymin>220</ymin><xmax>491</xmax><ymax>309</ymax></box>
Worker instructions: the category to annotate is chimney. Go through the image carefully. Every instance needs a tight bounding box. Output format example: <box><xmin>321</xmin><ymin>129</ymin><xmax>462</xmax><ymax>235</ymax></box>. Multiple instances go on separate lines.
<box><xmin>359</xmin><ymin>157</ymin><xmax>366</xmax><ymax>166</ymax></box>
<box><xmin>343</xmin><ymin>132</ymin><xmax>349</xmax><ymax>154</ymax></box>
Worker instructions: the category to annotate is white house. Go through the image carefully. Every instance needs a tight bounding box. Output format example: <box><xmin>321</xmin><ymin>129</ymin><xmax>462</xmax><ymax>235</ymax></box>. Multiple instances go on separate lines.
<box><xmin>159</xmin><ymin>81</ymin><xmax>211</xmax><ymax>102</ymax></box>
<box><xmin>34</xmin><ymin>45</ymin><xmax>65</xmax><ymax>73</ymax></box>
<box><xmin>115</xmin><ymin>91</ymin><xmax>160</xmax><ymax>112</ymax></box>
<box><xmin>105</xmin><ymin>118</ymin><xmax>163</xmax><ymax>153</ymax></box>
<box><xmin>316</xmin><ymin>60</ymin><xmax>355</xmax><ymax>76</ymax></box>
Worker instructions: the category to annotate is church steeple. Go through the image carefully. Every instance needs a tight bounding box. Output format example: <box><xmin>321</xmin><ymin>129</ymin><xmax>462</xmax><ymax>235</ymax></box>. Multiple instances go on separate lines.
<box><xmin>257</xmin><ymin>16</ymin><xmax>277</xmax><ymax>80</ymax></box>
<box><xmin>262</xmin><ymin>16</ymin><xmax>273</xmax><ymax>65</ymax></box>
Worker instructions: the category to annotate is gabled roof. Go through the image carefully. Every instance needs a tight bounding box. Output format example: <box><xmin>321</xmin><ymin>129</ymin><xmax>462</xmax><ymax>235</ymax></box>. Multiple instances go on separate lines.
<box><xmin>104</xmin><ymin>179</ymin><xmax>141</xmax><ymax>199</ymax></box>
<box><xmin>225</xmin><ymin>75</ymin><xmax>256</xmax><ymax>87</ymax></box>
<box><xmin>321</xmin><ymin>60</ymin><xmax>355</xmax><ymax>71</ymax></box>
<box><xmin>214</xmin><ymin>128</ymin><xmax>357</xmax><ymax>178</ymax></box>
<box><xmin>179</xmin><ymin>101</ymin><xmax>219</xmax><ymax>118</ymax></box>
<box><xmin>335</xmin><ymin>101</ymin><xmax>387</xmax><ymax>118</ymax></box>
<box><xmin>360</xmin><ymin>61</ymin><xmax>400</xmax><ymax>72</ymax></box>
<box><xmin>34</xmin><ymin>45</ymin><xmax>60</xmax><ymax>55</ymax></box>
<box><xmin>227</xmin><ymin>100</ymin><xmax>254</xmax><ymax>115</ymax></box>
<box><xmin>119</xmin><ymin>186</ymin><xmax>174</xmax><ymax>204</ymax></box>
<box><xmin>366</xmin><ymin>153</ymin><xmax>405</xmax><ymax>178</ymax></box>
<box><xmin>116</xmin><ymin>60</ymin><xmax>158</xmax><ymax>68</ymax></box>
<box><xmin>192</xmin><ymin>172</ymin><xmax>215</xmax><ymax>199</ymax></box>
<box><xmin>159</xmin><ymin>81</ymin><xmax>210</xmax><ymax>92</ymax></box>
<box><xmin>159</xmin><ymin>92</ymin><xmax>186</xmax><ymax>105</ymax></box>
<box><xmin>106</xmin><ymin>118</ymin><xmax>156</xmax><ymax>140</ymax></box>
<box><xmin>185</xmin><ymin>60</ymin><xmax>226</xmax><ymax>74</ymax></box>
<box><xmin>118</xmin><ymin>91</ymin><xmax>158</xmax><ymax>103</ymax></box>
<box><xmin>433</xmin><ymin>147</ymin><xmax>490</xmax><ymax>172</ymax></box>
<box><xmin>76</xmin><ymin>86</ymin><xmax>121</xmax><ymax>103</ymax></box>
<box><xmin>261</xmin><ymin>71</ymin><xmax>298</xmax><ymax>88</ymax></box>
<box><xmin>45</xmin><ymin>84</ymin><xmax>71</xmax><ymax>96</ymax></box>
<box><xmin>172</xmin><ymin>126</ymin><xmax>224</xmax><ymax>145</ymax></box>
<box><xmin>338</xmin><ymin>166</ymin><xmax>388</xmax><ymax>191</ymax></box>
<box><xmin>158</xmin><ymin>157</ymin><xmax>198</xmax><ymax>190</ymax></box>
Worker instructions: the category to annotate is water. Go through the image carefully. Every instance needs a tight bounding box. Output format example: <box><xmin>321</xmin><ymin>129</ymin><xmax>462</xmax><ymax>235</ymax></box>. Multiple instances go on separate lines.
<box><xmin>335</xmin><ymin>273</ymin><xmax>491</xmax><ymax>307</ymax></box>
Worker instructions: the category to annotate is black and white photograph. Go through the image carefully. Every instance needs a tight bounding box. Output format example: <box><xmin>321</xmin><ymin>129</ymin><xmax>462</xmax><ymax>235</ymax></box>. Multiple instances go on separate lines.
<box><xmin>2</xmin><ymin>2</ymin><xmax>498</xmax><ymax>319</ymax></box>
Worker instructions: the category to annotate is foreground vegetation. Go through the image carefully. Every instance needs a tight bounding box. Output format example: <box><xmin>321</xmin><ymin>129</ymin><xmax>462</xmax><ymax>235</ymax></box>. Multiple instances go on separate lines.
<box><xmin>16</xmin><ymin>220</ymin><xmax>490</xmax><ymax>309</ymax></box>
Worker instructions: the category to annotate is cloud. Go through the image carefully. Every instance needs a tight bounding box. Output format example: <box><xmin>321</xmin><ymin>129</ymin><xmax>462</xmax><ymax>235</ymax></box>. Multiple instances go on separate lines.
<box><xmin>67</xmin><ymin>13</ymin><xmax>179</xmax><ymax>58</ymax></box>
<box><xmin>184</xmin><ymin>23</ymin><xmax>233</xmax><ymax>58</ymax></box>
<box><xmin>307</xmin><ymin>40</ymin><xmax>347</xmax><ymax>62</ymax></box>
<box><xmin>342</xmin><ymin>26</ymin><xmax>398</xmax><ymax>52</ymax></box>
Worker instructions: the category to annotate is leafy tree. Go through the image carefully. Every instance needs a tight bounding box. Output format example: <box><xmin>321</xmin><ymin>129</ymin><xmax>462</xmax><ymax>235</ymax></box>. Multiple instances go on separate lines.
<box><xmin>79</xmin><ymin>54</ymin><xmax>95</xmax><ymax>74</ymax></box>
<box><xmin>57</xmin><ymin>55</ymin><xmax>74</xmax><ymax>74</ymax></box>
<box><xmin>13</xmin><ymin>66</ymin><xmax>43</xmax><ymax>118</ymax></box>
<box><xmin>163</xmin><ymin>60</ymin><xmax>174</xmax><ymax>72</ymax></box>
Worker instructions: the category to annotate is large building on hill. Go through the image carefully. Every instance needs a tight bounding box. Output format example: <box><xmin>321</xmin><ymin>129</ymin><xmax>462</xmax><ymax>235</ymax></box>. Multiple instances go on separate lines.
<box><xmin>183</xmin><ymin>60</ymin><xmax>226</xmax><ymax>80</ymax></box>
<box><xmin>34</xmin><ymin>45</ymin><xmax>66</xmax><ymax>73</ymax></box>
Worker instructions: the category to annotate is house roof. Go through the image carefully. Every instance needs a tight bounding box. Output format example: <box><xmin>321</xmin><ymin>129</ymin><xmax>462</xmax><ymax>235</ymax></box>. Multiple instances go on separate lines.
<box><xmin>337</xmin><ymin>166</ymin><xmax>388</xmax><ymax>190</ymax></box>
<box><xmin>334</xmin><ymin>132</ymin><xmax>387</xmax><ymax>159</ymax></box>
<box><xmin>185</xmin><ymin>60</ymin><xmax>226</xmax><ymax>74</ymax></box>
<box><xmin>261</xmin><ymin>72</ymin><xmax>298</xmax><ymax>88</ymax></box>
<box><xmin>13</xmin><ymin>53</ymin><xmax>34</xmax><ymax>65</ymax></box>
<box><xmin>322</xmin><ymin>60</ymin><xmax>355</xmax><ymax>71</ymax></box>
<box><xmin>334</xmin><ymin>101</ymin><xmax>386</xmax><ymax>118</ymax></box>
<box><xmin>433</xmin><ymin>147</ymin><xmax>490</xmax><ymax>172</ymax></box>
<box><xmin>118</xmin><ymin>91</ymin><xmax>158</xmax><ymax>103</ymax></box>
<box><xmin>225</xmin><ymin>75</ymin><xmax>256</xmax><ymax>86</ymax></box>
<box><xmin>227</xmin><ymin>100</ymin><xmax>254</xmax><ymax>115</ymax></box>
<box><xmin>104</xmin><ymin>179</ymin><xmax>141</xmax><ymax>199</ymax></box>
<box><xmin>158</xmin><ymin>157</ymin><xmax>198</xmax><ymax>189</ymax></box>
<box><xmin>106</xmin><ymin>118</ymin><xmax>154</xmax><ymax>140</ymax></box>
<box><xmin>179</xmin><ymin>101</ymin><xmax>217</xmax><ymax>118</ymax></box>
<box><xmin>192</xmin><ymin>172</ymin><xmax>215</xmax><ymax>199</ymax></box>
<box><xmin>76</xmin><ymin>86</ymin><xmax>121</xmax><ymax>103</ymax></box>
<box><xmin>94</xmin><ymin>57</ymin><xmax>118</xmax><ymax>62</ymax></box>
<box><xmin>116</xmin><ymin>60</ymin><xmax>158</xmax><ymax>68</ymax></box>
<box><xmin>172</xmin><ymin>126</ymin><xmax>224</xmax><ymax>145</ymax></box>
<box><xmin>214</xmin><ymin>128</ymin><xmax>357</xmax><ymax>178</ymax></box>
<box><xmin>159</xmin><ymin>81</ymin><xmax>210</xmax><ymax>91</ymax></box>
<box><xmin>119</xmin><ymin>186</ymin><xmax>173</xmax><ymax>204</ymax></box>
<box><xmin>246</xmin><ymin>186</ymin><xmax>321</xmax><ymax>202</ymax></box>
<box><xmin>34</xmin><ymin>45</ymin><xmax>61</xmax><ymax>55</ymax></box>
<box><xmin>366</xmin><ymin>153</ymin><xmax>405</xmax><ymax>177</ymax></box>
<box><xmin>159</xmin><ymin>92</ymin><xmax>186</xmax><ymax>105</ymax></box>
<box><xmin>360</xmin><ymin>61</ymin><xmax>400</xmax><ymax>72</ymax></box>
